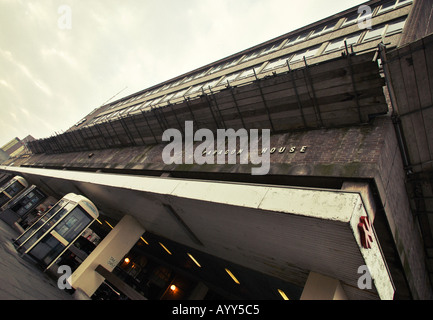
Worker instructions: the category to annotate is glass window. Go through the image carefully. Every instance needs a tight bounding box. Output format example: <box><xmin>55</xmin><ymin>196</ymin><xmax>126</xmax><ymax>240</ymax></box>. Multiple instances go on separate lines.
<box><xmin>259</xmin><ymin>41</ymin><xmax>282</xmax><ymax>56</ymax></box>
<box><xmin>144</xmin><ymin>87</ymin><xmax>160</xmax><ymax>97</ymax></box>
<box><xmin>0</xmin><ymin>192</ymin><xmax>9</xmax><ymax>207</ymax></box>
<box><xmin>5</xmin><ymin>181</ymin><xmax>25</xmax><ymax>198</ymax></box>
<box><xmin>261</xmin><ymin>55</ymin><xmax>292</xmax><ymax>73</ymax></box>
<box><xmin>345</xmin><ymin>33</ymin><xmax>362</xmax><ymax>46</ymax></box>
<box><xmin>224</xmin><ymin>58</ymin><xmax>240</xmax><ymax>69</ymax></box>
<box><xmin>378</xmin><ymin>1</ymin><xmax>396</xmax><ymax>14</ymax></box>
<box><xmin>106</xmin><ymin>111</ymin><xmax>120</xmax><ymax>119</ymax></box>
<box><xmin>324</xmin><ymin>32</ymin><xmax>361</xmax><ymax>53</ymax></box>
<box><xmin>310</xmin><ymin>21</ymin><xmax>338</xmax><ymax>38</ymax></box>
<box><xmin>54</xmin><ymin>206</ymin><xmax>92</xmax><ymax>242</ymax></box>
<box><xmin>141</xmin><ymin>100</ymin><xmax>153</xmax><ymax>111</ymax></box>
<box><xmin>238</xmin><ymin>64</ymin><xmax>262</xmax><ymax>79</ymax></box>
<box><xmin>19</xmin><ymin>202</ymin><xmax>75</xmax><ymax>250</ymax></box>
<box><xmin>363</xmin><ymin>24</ymin><xmax>387</xmax><ymax>41</ymax></box>
<box><xmin>193</xmin><ymin>68</ymin><xmax>211</xmax><ymax>79</ymax></box>
<box><xmin>160</xmin><ymin>83</ymin><xmax>172</xmax><ymax>92</ymax></box>
<box><xmin>16</xmin><ymin>201</ymin><xmax>65</xmax><ymax>243</ymax></box>
<box><xmin>181</xmin><ymin>75</ymin><xmax>194</xmax><ymax>84</ymax></box>
<box><xmin>161</xmin><ymin>92</ymin><xmax>176</xmax><ymax>103</ymax></box>
<box><xmin>93</xmin><ymin>115</ymin><xmax>103</xmax><ymax>123</ymax></box>
<box><xmin>343</xmin><ymin>7</ymin><xmax>373</xmax><ymax>27</ymax></box>
<box><xmin>209</xmin><ymin>63</ymin><xmax>225</xmax><ymax>74</ymax></box>
<box><xmin>386</xmin><ymin>19</ymin><xmax>406</xmax><ymax>35</ymax></box>
<box><xmin>185</xmin><ymin>84</ymin><xmax>204</xmax><ymax>96</ymax></box>
<box><xmin>166</xmin><ymin>79</ymin><xmax>183</xmax><ymax>89</ymax></box>
<box><xmin>209</xmin><ymin>59</ymin><xmax>239</xmax><ymax>74</ymax></box>
<box><xmin>202</xmin><ymin>78</ymin><xmax>222</xmax><ymax>91</ymax></box>
<box><xmin>396</xmin><ymin>0</ymin><xmax>413</xmax><ymax>7</ymax></box>
<box><xmin>119</xmin><ymin>106</ymin><xmax>133</xmax><ymax>116</ymax></box>
<box><xmin>325</xmin><ymin>38</ymin><xmax>345</xmax><ymax>53</ymax></box>
<box><xmin>343</xmin><ymin>12</ymin><xmax>359</xmax><ymax>27</ymax></box>
<box><xmin>130</xmin><ymin>103</ymin><xmax>144</xmax><ymax>114</ymax></box>
<box><xmin>30</xmin><ymin>206</ymin><xmax>92</xmax><ymax>266</ymax></box>
<box><xmin>284</xmin><ymin>31</ymin><xmax>311</xmax><ymax>47</ymax></box>
<box><xmin>150</xmin><ymin>96</ymin><xmax>163</xmax><ymax>106</ymax></box>
<box><xmin>109</xmin><ymin>102</ymin><xmax>121</xmax><ymax>109</ymax></box>
<box><xmin>242</xmin><ymin>50</ymin><xmax>261</xmax><ymax>62</ymax></box>
<box><xmin>172</xmin><ymin>88</ymin><xmax>189</xmax><ymax>100</ymax></box>
<box><xmin>223</xmin><ymin>72</ymin><xmax>241</xmax><ymax>84</ymax></box>
<box><xmin>238</xmin><ymin>68</ymin><xmax>255</xmax><ymax>79</ymax></box>
<box><xmin>290</xmin><ymin>46</ymin><xmax>320</xmax><ymax>63</ymax></box>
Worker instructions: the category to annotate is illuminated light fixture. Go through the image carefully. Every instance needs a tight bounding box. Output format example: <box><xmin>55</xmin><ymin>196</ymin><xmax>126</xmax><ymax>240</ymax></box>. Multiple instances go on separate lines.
<box><xmin>105</xmin><ymin>221</ymin><xmax>114</xmax><ymax>229</ymax></box>
<box><xmin>95</xmin><ymin>218</ymin><xmax>103</xmax><ymax>225</ymax></box>
<box><xmin>187</xmin><ymin>253</ymin><xmax>201</xmax><ymax>267</ymax></box>
<box><xmin>225</xmin><ymin>268</ymin><xmax>240</xmax><ymax>284</ymax></box>
<box><xmin>159</xmin><ymin>242</ymin><xmax>172</xmax><ymax>255</ymax></box>
<box><xmin>278</xmin><ymin>289</ymin><xmax>290</xmax><ymax>300</ymax></box>
<box><xmin>140</xmin><ymin>236</ymin><xmax>149</xmax><ymax>245</ymax></box>
<box><xmin>170</xmin><ymin>284</ymin><xmax>177</xmax><ymax>292</ymax></box>
<box><xmin>124</xmin><ymin>257</ymin><xmax>130</xmax><ymax>264</ymax></box>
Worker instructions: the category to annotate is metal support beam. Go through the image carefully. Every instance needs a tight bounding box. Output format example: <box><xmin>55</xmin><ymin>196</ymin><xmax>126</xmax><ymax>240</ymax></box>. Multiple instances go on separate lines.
<box><xmin>303</xmin><ymin>57</ymin><xmax>323</xmax><ymax>128</ymax></box>
<box><xmin>202</xmin><ymin>88</ymin><xmax>219</xmax><ymax>129</ymax></box>
<box><xmin>169</xmin><ymin>104</ymin><xmax>183</xmax><ymax>132</ymax></box>
<box><xmin>345</xmin><ymin>41</ymin><xmax>363</xmax><ymax>123</ymax></box>
<box><xmin>151</xmin><ymin>107</ymin><xmax>165</xmax><ymax>134</ymax></box>
<box><xmin>228</xmin><ymin>85</ymin><xmax>246</xmax><ymax>129</ymax></box>
<box><xmin>253</xmin><ymin>69</ymin><xmax>275</xmax><ymax>132</ymax></box>
<box><xmin>119</xmin><ymin>117</ymin><xmax>136</xmax><ymax>146</ymax></box>
<box><xmin>94</xmin><ymin>123</ymin><xmax>110</xmax><ymax>148</ymax></box>
<box><xmin>184</xmin><ymin>97</ymin><xmax>199</xmax><ymax>129</ymax></box>
<box><xmin>130</xmin><ymin>115</ymin><xmax>147</xmax><ymax>145</ymax></box>
<box><xmin>209</xmin><ymin>87</ymin><xmax>227</xmax><ymax>130</ymax></box>
<box><xmin>287</xmin><ymin>60</ymin><xmax>307</xmax><ymax>128</ymax></box>
<box><xmin>141</xmin><ymin>110</ymin><xmax>158</xmax><ymax>144</ymax></box>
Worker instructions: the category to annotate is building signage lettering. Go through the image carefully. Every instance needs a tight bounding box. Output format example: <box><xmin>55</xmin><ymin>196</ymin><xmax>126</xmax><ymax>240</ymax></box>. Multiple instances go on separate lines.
<box><xmin>162</xmin><ymin>121</ymin><xmax>309</xmax><ymax>176</ymax></box>
<box><xmin>358</xmin><ymin>216</ymin><xmax>374</xmax><ymax>249</ymax></box>
<box><xmin>200</xmin><ymin>145</ymin><xmax>308</xmax><ymax>156</ymax></box>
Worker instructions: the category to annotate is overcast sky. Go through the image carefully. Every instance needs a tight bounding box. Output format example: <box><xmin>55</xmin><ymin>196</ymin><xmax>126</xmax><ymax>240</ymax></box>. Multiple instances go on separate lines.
<box><xmin>0</xmin><ymin>0</ymin><xmax>365</xmax><ymax>147</ymax></box>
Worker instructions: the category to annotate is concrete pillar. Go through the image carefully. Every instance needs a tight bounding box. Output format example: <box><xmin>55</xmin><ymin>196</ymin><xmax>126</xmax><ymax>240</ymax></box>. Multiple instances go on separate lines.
<box><xmin>300</xmin><ymin>271</ymin><xmax>348</xmax><ymax>300</ymax></box>
<box><xmin>68</xmin><ymin>215</ymin><xmax>145</xmax><ymax>297</ymax></box>
<box><xmin>188</xmin><ymin>282</ymin><xmax>209</xmax><ymax>300</ymax></box>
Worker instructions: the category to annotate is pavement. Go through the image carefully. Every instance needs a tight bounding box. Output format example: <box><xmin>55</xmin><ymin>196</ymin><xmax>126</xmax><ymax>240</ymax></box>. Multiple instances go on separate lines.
<box><xmin>0</xmin><ymin>219</ymin><xmax>73</xmax><ymax>300</ymax></box>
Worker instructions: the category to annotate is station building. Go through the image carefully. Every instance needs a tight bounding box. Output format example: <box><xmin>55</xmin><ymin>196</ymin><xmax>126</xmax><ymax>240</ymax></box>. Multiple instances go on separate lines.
<box><xmin>1</xmin><ymin>0</ymin><xmax>433</xmax><ymax>300</ymax></box>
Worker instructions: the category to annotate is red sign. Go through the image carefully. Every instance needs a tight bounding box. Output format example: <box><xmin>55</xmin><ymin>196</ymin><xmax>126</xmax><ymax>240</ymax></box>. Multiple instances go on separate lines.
<box><xmin>358</xmin><ymin>216</ymin><xmax>374</xmax><ymax>249</ymax></box>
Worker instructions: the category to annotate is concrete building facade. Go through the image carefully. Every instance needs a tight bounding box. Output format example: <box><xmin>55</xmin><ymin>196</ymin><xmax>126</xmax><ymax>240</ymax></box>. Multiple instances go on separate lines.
<box><xmin>1</xmin><ymin>0</ymin><xmax>433</xmax><ymax>300</ymax></box>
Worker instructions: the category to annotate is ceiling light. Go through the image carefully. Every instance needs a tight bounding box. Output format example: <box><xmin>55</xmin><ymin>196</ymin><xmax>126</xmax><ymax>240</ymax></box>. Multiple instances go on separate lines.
<box><xmin>225</xmin><ymin>268</ymin><xmax>240</xmax><ymax>284</ymax></box>
<box><xmin>170</xmin><ymin>284</ymin><xmax>177</xmax><ymax>292</ymax></box>
<box><xmin>159</xmin><ymin>242</ymin><xmax>172</xmax><ymax>255</ymax></box>
<box><xmin>278</xmin><ymin>289</ymin><xmax>290</xmax><ymax>300</ymax></box>
<box><xmin>140</xmin><ymin>236</ymin><xmax>149</xmax><ymax>245</ymax></box>
<box><xmin>187</xmin><ymin>253</ymin><xmax>201</xmax><ymax>267</ymax></box>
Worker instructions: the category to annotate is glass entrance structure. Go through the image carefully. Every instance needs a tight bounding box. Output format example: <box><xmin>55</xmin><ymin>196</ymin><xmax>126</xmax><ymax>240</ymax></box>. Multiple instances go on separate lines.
<box><xmin>0</xmin><ymin>176</ymin><xmax>29</xmax><ymax>208</ymax></box>
<box><xmin>15</xmin><ymin>193</ymin><xmax>99</xmax><ymax>270</ymax></box>
<box><xmin>0</xmin><ymin>185</ymin><xmax>46</xmax><ymax>227</ymax></box>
